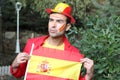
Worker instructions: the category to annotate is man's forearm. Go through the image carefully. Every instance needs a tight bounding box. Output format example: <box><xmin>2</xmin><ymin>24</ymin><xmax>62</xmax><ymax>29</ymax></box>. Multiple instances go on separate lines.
<box><xmin>85</xmin><ymin>73</ymin><xmax>93</xmax><ymax>80</ymax></box>
<box><xmin>11</xmin><ymin>59</ymin><xmax>20</xmax><ymax>73</ymax></box>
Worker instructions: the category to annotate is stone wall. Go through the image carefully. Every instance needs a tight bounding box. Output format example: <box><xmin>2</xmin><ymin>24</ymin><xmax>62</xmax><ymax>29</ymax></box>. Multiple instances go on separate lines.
<box><xmin>1</xmin><ymin>30</ymin><xmax>43</xmax><ymax>65</ymax></box>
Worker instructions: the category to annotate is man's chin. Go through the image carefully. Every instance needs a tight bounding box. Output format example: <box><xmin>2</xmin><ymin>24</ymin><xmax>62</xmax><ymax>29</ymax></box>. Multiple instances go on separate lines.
<box><xmin>50</xmin><ymin>35</ymin><xmax>64</xmax><ymax>39</ymax></box>
<box><xmin>49</xmin><ymin>33</ymin><xmax>57</xmax><ymax>37</ymax></box>
<box><xmin>49</xmin><ymin>33</ymin><xmax>64</xmax><ymax>38</ymax></box>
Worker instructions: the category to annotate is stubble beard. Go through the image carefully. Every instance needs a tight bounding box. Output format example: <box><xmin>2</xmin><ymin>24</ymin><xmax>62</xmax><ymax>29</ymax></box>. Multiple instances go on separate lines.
<box><xmin>49</xmin><ymin>32</ymin><xmax>64</xmax><ymax>39</ymax></box>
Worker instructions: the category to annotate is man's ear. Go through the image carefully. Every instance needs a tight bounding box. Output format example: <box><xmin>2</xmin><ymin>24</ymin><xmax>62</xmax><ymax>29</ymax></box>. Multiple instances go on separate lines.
<box><xmin>66</xmin><ymin>23</ymin><xmax>71</xmax><ymax>31</ymax></box>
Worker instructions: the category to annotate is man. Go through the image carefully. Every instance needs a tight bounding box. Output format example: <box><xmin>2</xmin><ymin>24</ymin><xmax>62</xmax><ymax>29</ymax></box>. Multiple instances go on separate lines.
<box><xmin>11</xmin><ymin>2</ymin><xmax>94</xmax><ymax>80</ymax></box>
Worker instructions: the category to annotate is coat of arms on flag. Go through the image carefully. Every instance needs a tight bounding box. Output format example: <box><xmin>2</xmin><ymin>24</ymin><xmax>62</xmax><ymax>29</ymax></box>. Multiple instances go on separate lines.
<box><xmin>36</xmin><ymin>59</ymin><xmax>51</xmax><ymax>73</ymax></box>
<box><xmin>25</xmin><ymin>47</ymin><xmax>84</xmax><ymax>80</ymax></box>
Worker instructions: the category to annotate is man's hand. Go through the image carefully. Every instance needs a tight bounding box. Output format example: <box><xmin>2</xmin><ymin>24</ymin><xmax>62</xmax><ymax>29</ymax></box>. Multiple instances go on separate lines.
<box><xmin>80</xmin><ymin>58</ymin><xmax>94</xmax><ymax>80</ymax></box>
<box><xmin>12</xmin><ymin>52</ymin><xmax>30</xmax><ymax>69</ymax></box>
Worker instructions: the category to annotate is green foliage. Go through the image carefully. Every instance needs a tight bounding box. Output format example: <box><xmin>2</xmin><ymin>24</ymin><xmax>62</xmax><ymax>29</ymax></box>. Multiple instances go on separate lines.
<box><xmin>67</xmin><ymin>0</ymin><xmax>120</xmax><ymax>79</ymax></box>
<box><xmin>67</xmin><ymin>16</ymin><xmax>120</xmax><ymax>80</ymax></box>
<box><xmin>9</xmin><ymin>0</ymin><xmax>92</xmax><ymax>18</ymax></box>
<box><xmin>1</xmin><ymin>0</ymin><xmax>16</xmax><ymax>30</ymax></box>
<box><xmin>2</xmin><ymin>0</ymin><xmax>48</xmax><ymax>32</ymax></box>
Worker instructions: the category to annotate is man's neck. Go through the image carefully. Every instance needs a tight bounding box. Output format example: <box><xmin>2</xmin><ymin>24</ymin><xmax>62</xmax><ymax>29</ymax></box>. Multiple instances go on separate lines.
<box><xmin>47</xmin><ymin>36</ymin><xmax>64</xmax><ymax>46</ymax></box>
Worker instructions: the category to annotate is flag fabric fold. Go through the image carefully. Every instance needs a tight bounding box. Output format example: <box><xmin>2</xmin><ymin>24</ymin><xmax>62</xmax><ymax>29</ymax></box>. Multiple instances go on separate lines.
<box><xmin>26</xmin><ymin>47</ymin><xmax>84</xmax><ymax>80</ymax></box>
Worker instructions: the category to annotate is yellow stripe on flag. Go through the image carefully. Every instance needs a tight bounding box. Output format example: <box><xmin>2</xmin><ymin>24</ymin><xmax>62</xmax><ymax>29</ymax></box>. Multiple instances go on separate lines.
<box><xmin>28</xmin><ymin>55</ymin><xmax>82</xmax><ymax>80</ymax></box>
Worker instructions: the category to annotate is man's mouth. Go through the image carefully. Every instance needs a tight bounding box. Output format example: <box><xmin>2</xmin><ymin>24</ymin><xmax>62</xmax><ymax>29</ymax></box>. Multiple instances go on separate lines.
<box><xmin>50</xmin><ymin>29</ymin><xmax>56</xmax><ymax>33</ymax></box>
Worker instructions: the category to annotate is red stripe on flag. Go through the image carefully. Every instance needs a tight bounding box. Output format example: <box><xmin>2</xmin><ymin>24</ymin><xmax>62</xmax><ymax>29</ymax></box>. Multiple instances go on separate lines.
<box><xmin>33</xmin><ymin>47</ymin><xmax>84</xmax><ymax>62</ymax></box>
<box><xmin>27</xmin><ymin>73</ymin><xmax>73</xmax><ymax>80</ymax></box>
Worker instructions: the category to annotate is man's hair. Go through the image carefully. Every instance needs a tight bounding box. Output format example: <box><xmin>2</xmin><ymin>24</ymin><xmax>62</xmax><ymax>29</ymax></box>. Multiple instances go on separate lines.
<box><xmin>49</xmin><ymin>12</ymin><xmax>71</xmax><ymax>24</ymax></box>
<box><xmin>66</xmin><ymin>17</ymin><xmax>71</xmax><ymax>24</ymax></box>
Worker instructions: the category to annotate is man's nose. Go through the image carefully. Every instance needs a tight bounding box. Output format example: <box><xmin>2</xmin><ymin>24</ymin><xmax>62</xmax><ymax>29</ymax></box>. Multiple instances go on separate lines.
<box><xmin>52</xmin><ymin>21</ymin><xmax>57</xmax><ymax>28</ymax></box>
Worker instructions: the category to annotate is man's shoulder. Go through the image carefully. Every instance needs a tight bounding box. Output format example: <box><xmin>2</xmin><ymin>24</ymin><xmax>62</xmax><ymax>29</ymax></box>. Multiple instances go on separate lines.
<box><xmin>69</xmin><ymin>45</ymin><xmax>79</xmax><ymax>53</ymax></box>
<box><xmin>23</xmin><ymin>35</ymin><xmax>48</xmax><ymax>53</ymax></box>
<box><xmin>64</xmin><ymin>36</ymin><xmax>80</xmax><ymax>53</ymax></box>
<box><xmin>68</xmin><ymin>45</ymin><xmax>84</xmax><ymax>58</ymax></box>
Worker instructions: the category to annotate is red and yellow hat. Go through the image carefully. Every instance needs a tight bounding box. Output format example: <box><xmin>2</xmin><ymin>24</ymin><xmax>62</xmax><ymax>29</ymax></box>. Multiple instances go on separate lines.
<box><xmin>46</xmin><ymin>2</ymin><xmax>75</xmax><ymax>23</ymax></box>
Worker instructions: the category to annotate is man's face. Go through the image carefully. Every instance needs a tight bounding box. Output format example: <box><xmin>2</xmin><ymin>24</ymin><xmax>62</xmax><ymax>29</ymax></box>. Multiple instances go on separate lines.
<box><xmin>48</xmin><ymin>13</ymin><xmax>69</xmax><ymax>38</ymax></box>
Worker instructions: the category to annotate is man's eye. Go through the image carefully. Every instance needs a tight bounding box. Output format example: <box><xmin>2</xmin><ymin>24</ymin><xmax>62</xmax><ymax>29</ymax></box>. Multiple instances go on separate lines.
<box><xmin>49</xmin><ymin>19</ymin><xmax>53</xmax><ymax>22</ymax></box>
<box><xmin>57</xmin><ymin>20</ymin><xmax>64</xmax><ymax>23</ymax></box>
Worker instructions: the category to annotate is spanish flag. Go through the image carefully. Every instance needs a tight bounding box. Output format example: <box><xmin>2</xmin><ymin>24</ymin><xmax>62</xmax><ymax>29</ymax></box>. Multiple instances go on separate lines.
<box><xmin>26</xmin><ymin>47</ymin><xmax>84</xmax><ymax>80</ymax></box>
